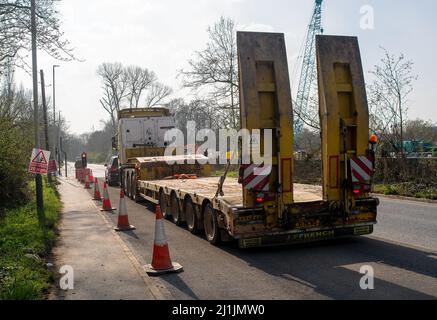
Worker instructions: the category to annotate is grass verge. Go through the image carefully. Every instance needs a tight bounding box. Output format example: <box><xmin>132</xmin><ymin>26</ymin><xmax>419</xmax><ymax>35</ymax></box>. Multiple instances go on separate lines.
<box><xmin>373</xmin><ymin>183</ymin><xmax>437</xmax><ymax>200</ymax></box>
<box><xmin>211</xmin><ymin>170</ymin><xmax>239</xmax><ymax>178</ymax></box>
<box><xmin>0</xmin><ymin>177</ymin><xmax>61</xmax><ymax>300</ymax></box>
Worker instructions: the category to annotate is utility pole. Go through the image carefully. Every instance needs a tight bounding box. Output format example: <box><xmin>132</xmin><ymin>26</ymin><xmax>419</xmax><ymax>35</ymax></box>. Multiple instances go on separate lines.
<box><xmin>40</xmin><ymin>70</ymin><xmax>51</xmax><ymax>183</ymax></box>
<box><xmin>58</xmin><ymin>111</ymin><xmax>62</xmax><ymax>175</ymax></box>
<box><xmin>31</xmin><ymin>0</ymin><xmax>46</xmax><ymax>233</ymax></box>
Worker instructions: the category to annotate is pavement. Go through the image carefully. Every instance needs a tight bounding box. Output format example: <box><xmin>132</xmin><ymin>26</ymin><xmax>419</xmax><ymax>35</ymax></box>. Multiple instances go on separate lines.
<box><xmin>51</xmin><ymin>163</ymin><xmax>437</xmax><ymax>300</ymax></box>
<box><xmin>50</xmin><ymin>171</ymin><xmax>171</xmax><ymax>300</ymax></box>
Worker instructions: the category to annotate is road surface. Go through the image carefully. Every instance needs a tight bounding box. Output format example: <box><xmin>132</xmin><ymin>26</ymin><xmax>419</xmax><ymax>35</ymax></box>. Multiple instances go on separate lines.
<box><xmin>64</xmin><ymin>163</ymin><xmax>437</xmax><ymax>300</ymax></box>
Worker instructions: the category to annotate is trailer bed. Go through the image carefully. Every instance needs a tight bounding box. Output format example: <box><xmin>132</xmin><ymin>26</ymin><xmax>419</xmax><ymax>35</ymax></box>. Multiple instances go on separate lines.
<box><xmin>138</xmin><ymin>177</ymin><xmax>322</xmax><ymax>211</ymax></box>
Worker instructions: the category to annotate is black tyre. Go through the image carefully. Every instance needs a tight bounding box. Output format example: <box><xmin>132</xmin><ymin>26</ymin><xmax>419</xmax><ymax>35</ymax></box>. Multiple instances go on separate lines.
<box><xmin>127</xmin><ymin>174</ymin><xmax>132</xmax><ymax>198</ymax></box>
<box><xmin>185</xmin><ymin>198</ymin><xmax>199</xmax><ymax>234</ymax></box>
<box><xmin>123</xmin><ymin>172</ymin><xmax>129</xmax><ymax>196</ymax></box>
<box><xmin>159</xmin><ymin>192</ymin><xmax>171</xmax><ymax>219</ymax></box>
<box><xmin>203</xmin><ymin>203</ymin><xmax>220</xmax><ymax>245</ymax></box>
<box><xmin>170</xmin><ymin>193</ymin><xmax>182</xmax><ymax>226</ymax></box>
<box><xmin>131</xmin><ymin>174</ymin><xmax>141</xmax><ymax>202</ymax></box>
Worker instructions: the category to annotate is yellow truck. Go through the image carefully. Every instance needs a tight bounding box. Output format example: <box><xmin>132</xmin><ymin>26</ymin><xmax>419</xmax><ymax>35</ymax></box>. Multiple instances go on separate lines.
<box><xmin>116</xmin><ymin>32</ymin><xmax>379</xmax><ymax>248</ymax></box>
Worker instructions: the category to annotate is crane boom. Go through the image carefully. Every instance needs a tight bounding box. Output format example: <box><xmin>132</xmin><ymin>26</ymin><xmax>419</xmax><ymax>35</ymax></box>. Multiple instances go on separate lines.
<box><xmin>294</xmin><ymin>0</ymin><xmax>323</xmax><ymax>143</ymax></box>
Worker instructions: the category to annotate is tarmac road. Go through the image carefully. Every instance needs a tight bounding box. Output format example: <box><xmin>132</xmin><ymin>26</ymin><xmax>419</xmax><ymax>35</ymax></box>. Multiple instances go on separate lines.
<box><xmin>68</xmin><ymin>163</ymin><xmax>437</xmax><ymax>300</ymax></box>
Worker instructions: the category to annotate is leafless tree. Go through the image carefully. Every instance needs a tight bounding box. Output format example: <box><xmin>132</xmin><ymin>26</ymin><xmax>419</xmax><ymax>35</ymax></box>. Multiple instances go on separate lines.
<box><xmin>145</xmin><ymin>82</ymin><xmax>172</xmax><ymax>107</ymax></box>
<box><xmin>0</xmin><ymin>63</ymin><xmax>34</xmax><ymax>125</ymax></box>
<box><xmin>97</xmin><ymin>62</ymin><xmax>128</xmax><ymax>128</ymax></box>
<box><xmin>404</xmin><ymin>119</ymin><xmax>437</xmax><ymax>143</ymax></box>
<box><xmin>298</xmin><ymin>127</ymin><xmax>321</xmax><ymax>159</ymax></box>
<box><xmin>166</xmin><ymin>98</ymin><xmax>219</xmax><ymax>134</ymax></box>
<box><xmin>0</xmin><ymin>0</ymin><xmax>77</xmax><ymax>72</ymax></box>
<box><xmin>368</xmin><ymin>48</ymin><xmax>417</xmax><ymax>156</ymax></box>
<box><xmin>126</xmin><ymin>66</ymin><xmax>156</xmax><ymax>108</ymax></box>
<box><xmin>99</xmin><ymin>86</ymin><xmax>116</xmax><ymax>129</ymax></box>
<box><xmin>180</xmin><ymin>16</ymin><xmax>239</xmax><ymax>129</ymax></box>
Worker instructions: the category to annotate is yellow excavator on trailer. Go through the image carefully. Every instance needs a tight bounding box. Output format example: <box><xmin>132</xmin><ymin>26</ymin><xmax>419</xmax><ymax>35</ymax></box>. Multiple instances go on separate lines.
<box><xmin>116</xmin><ymin>32</ymin><xmax>379</xmax><ymax>248</ymax></box>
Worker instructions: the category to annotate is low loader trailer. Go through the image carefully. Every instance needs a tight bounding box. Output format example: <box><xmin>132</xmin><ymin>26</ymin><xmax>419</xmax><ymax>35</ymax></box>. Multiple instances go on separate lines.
<box><xmin>119</xmin><ymin>32</ymin><xmax>379</xmax><ymax>248</ymax></box>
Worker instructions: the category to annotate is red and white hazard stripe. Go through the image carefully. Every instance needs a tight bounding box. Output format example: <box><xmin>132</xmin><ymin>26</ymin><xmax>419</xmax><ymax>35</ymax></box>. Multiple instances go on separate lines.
<box><xmin>240</xmin><ymin>164</ymin><xmax>271</xmax><ymax>192</ymax></box>
<box><xmin>350</xmin><ymin>156</ymin><xmax>374</xmax><ymax>183</ymax></box>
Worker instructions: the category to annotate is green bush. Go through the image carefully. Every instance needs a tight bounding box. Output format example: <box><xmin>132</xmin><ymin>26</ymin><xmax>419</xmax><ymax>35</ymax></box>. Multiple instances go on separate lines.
<box><xmin>373</xmin><ymin>182</ymin><xmax>437</xmax><ymax>200</ymax></box>
<box><xmin>0</xmin><ymin>179</ymin><xmax>61</xmax><ymax>300</ymax></box>
<box><xmin>384</xmin><ymin>185</ymin><xmax>400</xmax><ymax>196</ymax></box>
<box><xmin>86</xmin><ymin>151</ymin><xmax>107</xmax><ymax>164</ymax></box>
<box><xmin>0</xmin><ymin>119</ymin><xmax>33</xmax><ymax>206</ymax></box>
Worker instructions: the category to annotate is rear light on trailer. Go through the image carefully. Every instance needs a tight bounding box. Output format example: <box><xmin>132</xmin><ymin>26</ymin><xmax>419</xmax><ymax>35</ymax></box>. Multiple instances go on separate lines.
<box><xmin>353</xmin><ymin>188</ymin><xmax>361</xmax><ymax>195</ymax></box>
<box><xmin>256</xmin><ymin>193</ymin><xmax>266</xmax><ymax>203</ymax></box>
<box><xmin>255</xmin><ymin>193</ymin><xmax>275</xmax><ymax>203</ymax></box>
<box><xmin>352</xmin><ymin>185</ymin><xmax>371</xmax><ymax>196</ymax></box>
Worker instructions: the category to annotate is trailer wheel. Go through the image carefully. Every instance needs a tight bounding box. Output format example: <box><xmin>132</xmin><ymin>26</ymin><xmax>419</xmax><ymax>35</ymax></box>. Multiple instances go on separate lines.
<box><xmin>131</xmin><ymin>174</ymin><xmax>140</xmax><ymax>202</ymax></box>
<box><xmin>203</xmin><ymin>203</ymin><xmax>220</xmax><ymax>245</ymax></box>
<box><xmin>129</xmin><ymin>173</ymin><xmax>135</xmax><ymax>200</ymax></box>
<box><xmin>185</xmin><ymin>198</ymin><xmax>198</xmax><ymax>234</ymax></box>
<box><xmin>126</xmin><ymin>174</ymin><xmax>132</xmax><ymax>198</ymax></box>
<box><xmin>159</xmin><ymin>192</ymin><xmax>170</xmax><ymax>220</ymax></box>
<box><xmin>170</xmin><ymin>193</ymin><xmax>182</xmax><ymax>226</ymax></box>
<box><xmin>123</xmin><ymin>172</ymin><xmax>129</xmax><ymax>196</ymax></box>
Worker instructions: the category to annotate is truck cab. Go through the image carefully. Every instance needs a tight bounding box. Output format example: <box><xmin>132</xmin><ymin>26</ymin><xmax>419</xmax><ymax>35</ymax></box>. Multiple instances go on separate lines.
<box><xmin>116</xmin><ymin>108</ymin><xmax>176</xmax><ymax>165</ymax></box>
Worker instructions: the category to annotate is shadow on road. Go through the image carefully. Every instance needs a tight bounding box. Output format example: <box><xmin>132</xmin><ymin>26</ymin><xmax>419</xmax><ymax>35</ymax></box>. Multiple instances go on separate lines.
<box><xmin>220</xmin><ymin>237</ymin><xmax>437</xmax><ymax>299</ymax></box>
<box><xmin>95</xmin><ymin>183</ymin><xmax>437</xmax><ymax>299</ymax></box>
<box><xmin>123</xmin><ymin>230</ymin><xmax>140</xmax><ymax>240</ymax></box>
<box><xmin>160</xmin><ymin>274</ymin><xmax>200</xmax><ymax>300</ymax></box>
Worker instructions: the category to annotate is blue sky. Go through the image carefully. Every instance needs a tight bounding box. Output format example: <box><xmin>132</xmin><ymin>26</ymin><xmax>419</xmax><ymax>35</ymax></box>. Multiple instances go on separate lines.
<box><xmin>15</xmin><ymin>0</ymin><xmax>437</xmax><ymax>134</ymax></box>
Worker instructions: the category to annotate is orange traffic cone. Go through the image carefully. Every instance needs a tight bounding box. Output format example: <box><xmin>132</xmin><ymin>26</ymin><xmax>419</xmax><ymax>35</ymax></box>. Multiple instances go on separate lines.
<box><xmin>84</xmin><ymin>173</ymin><xmax>91</xmax><ymax>189</ymax></box>
<box><xmin>145</xmin><ymin>205</ymin><xmax>183</xmax><ymax>276</ymax></box>
<box><xmin>115</xmin><ymin>190</ymin><xmax>135</xmax><ymax>232</ymax></box>
<box><xmin>89</xmin><ymin>170</ymin><xmax>94</xmax><ymax>184</ymax></box>
<box><xmin>93</xmin><ymin>177</ymin><xmax>102</xmax><ymax>201</ymax></box>
<box><xmin>101</xmin><ymin>182</ymin><xmax>116</xmax><ymax>212</ymax></box>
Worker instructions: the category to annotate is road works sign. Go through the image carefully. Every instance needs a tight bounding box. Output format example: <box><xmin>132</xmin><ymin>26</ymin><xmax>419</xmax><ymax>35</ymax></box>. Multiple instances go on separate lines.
<box><xmin>28</xmin><ymin>148</ymin><xmax>51</xmax><ymax>175</ymax></box>
<box><xmin>48</xmin><ymin>159</ymin><xmax>58</xmax><ymax>173</ymax></box>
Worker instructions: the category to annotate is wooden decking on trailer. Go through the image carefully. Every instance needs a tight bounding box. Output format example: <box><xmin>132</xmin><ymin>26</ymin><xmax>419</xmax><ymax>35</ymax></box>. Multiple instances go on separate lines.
<box><xmin>138</xmin><ymin>177</ymin><xmax>323</xmax><ymax>213</ymax></box>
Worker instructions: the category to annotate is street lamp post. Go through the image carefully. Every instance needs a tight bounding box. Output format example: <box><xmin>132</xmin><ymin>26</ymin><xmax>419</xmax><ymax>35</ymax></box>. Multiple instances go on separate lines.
<box><xmin>53</xmin><ymin>65</ymin><xmax>60</xmax><ymax>174</ymax></box>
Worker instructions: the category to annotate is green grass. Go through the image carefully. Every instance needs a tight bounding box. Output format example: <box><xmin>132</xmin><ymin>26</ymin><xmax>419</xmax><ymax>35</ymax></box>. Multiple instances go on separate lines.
<box><xmin>0</xmin><ymin>177</ymin><xmax>61</xmax><ymax>300</ymax></box>
<box><xmin>211</xmin><ymin>170</ymin><xmax>239</xmax><ymax>178</ymax></box>
<box><xmin>373</xmin><ymin>183</ymin><xmax>437</xmax><ymax>200</ymax></box>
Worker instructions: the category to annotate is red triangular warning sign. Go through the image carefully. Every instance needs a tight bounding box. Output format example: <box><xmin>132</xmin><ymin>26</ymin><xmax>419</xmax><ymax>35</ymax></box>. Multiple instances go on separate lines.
<box><xmin>29</xmin><ymin>149</ymin><xmax>50</xmax><ymax>175</ymax></box>
<box><xmin>31</xmin><ymin>150</ymin><xmax>48</xmax><ymax>165</ymax></box>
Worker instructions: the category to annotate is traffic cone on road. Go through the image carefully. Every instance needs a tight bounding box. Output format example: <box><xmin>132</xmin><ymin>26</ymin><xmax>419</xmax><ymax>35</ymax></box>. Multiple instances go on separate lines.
<box><xmin>101</xmin><ymin>182</ymin><xmax>116</xmax><ymax>212</ymax></box>
<box><xmin>89</xmin><ymin>170</ymin><xmax>94</xmax><ymax>184</ymax></box>
<box><xmin>84</xmin><ymin>173</ymin><xmax>91</xmax><ymax>189</ymax></box>
<box><xmin>80</xmin><ymin>169</ymin><xmax>86</xmax><ymax>183</ymax></box>
<box><xmin>115</xmin><ymin>190</ymin><xmax>135</xmax><ymax>232</ymax></box>
<box><xmin>145</xmin><ymin>205</ymin><xmax>183</xmax><ymax>276</ymax></box>
<box><xmin>93</xmin><ymin>177</ymin><xmax>102</xmax><ymax>201</ymax></box>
